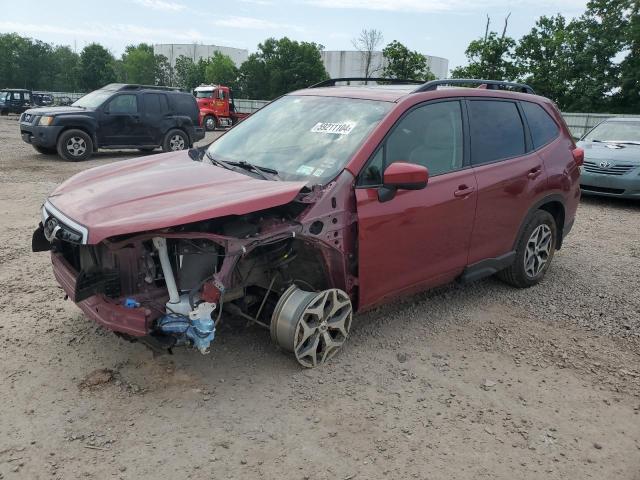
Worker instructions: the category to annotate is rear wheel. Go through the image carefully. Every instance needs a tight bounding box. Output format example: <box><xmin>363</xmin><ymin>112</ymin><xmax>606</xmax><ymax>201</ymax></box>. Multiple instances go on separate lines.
<box><xmin>32</xmin><ymin>145</ymin><xmax>57</xmax><ymax>155</ymax></box>
<box><xmin>56</xmin><ymin>129</ymin><xmax>93</xmax><ymax>162</ymax></box>
<box><xmin>270</xmin><ymin>285</ymin><xmax>353</xmax><ymax>368</ymax></box>
<box><xmin>498</xmin><ymin>210</ymin><xmax>557</xmax><ymax>288</ymax></box>
<box><xmin>162</xmin><ymin>129</ymin><xmax>189</xmax><ymax>152</ymax></box>
<box><xmin>203</xmin><ymin>115</ymin><xmax>216</xmax><ymax>131</ymax></box>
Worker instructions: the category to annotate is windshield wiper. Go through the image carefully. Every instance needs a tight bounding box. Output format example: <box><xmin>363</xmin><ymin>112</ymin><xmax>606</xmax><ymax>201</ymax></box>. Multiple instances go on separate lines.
<box><xmin>605</xmin><ymin>140</ymin><xmax>640</xmax><ymax>145</ymax></box>
<box><xmin>205</xmin><ymin>151</ymin><xmax>235</xmax><ymax>171</ymax></box>
<box><xmin>226</xmin><ymin>161</ymin><xmax>279</xmax><ymax>180</ymax></box>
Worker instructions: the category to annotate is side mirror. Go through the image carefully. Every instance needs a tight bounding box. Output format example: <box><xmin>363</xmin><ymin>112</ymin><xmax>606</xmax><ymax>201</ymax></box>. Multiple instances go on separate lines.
<box><xmin>378</xmin><ymin>162</ymin><xmax>429</xmax><ymax>202</ymax></box>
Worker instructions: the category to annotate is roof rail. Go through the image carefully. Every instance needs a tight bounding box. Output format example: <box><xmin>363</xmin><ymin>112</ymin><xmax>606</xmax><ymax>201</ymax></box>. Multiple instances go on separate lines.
<box><xmin>413</xmin><ymin>79</ymin><xmax>535</xmax><ymax>94</ymax></box>
<box><xmin>118</xmin><ymin>84</ymin><xmax>182</xmax><ymax>92</ymax></box>
<box><xmin>309</xmin><ymin>77</ymin><xmax>424</xmax><ymax>88</ymax></box>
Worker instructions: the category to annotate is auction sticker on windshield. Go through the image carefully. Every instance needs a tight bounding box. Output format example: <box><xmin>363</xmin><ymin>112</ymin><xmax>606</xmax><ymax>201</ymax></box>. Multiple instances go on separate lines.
<box><xmin>311</xmin><ymin>122</ymin><xmax>356</xmax><ymax>135</ymax></box>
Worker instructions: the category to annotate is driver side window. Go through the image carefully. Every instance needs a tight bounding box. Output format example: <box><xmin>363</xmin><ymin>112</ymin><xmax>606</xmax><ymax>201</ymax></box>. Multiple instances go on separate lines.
<box><xmin>359</xmin><ymin>101</ymin><xmax>464</xmax><ymax>186</ymax></box>
<box><xmin>108</xmin><ymin>94</ymin><xmax>138</xmax><ymax>114</ymax></box>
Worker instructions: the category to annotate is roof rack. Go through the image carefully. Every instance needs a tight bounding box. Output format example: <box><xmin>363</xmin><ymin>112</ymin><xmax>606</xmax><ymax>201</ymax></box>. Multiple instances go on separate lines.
<box><xmin>413</xmin><ymin>79</ymin><xmax>535</xmax><ymax>94</ymax></box>
<box><xmin>309</xmin><ymin>77</ymin><xmax>424</xmax><ymax>88</ymax></box>
<box><xmin>102</xmin><ymin>83</ymin><xmax>181</xmax><ymax>92</ymax></box>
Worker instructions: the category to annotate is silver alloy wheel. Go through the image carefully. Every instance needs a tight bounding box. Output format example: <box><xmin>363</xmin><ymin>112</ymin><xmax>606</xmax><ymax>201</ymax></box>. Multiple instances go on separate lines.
<box><xmin>169</xmin><ymin>134</ymin><xmax>185</xmax><ymax>151</ymax></box>
<box><xmin>66</xmin><ymin>136</ymin><xmax>86</xmax><ymax>157</ymax></box>
<box><xmin>271</xmin><ymin>285</ymin><xmax>353</xmax><ymax>368</ymax></box>
<box><xmin>205</xmin><ymin>116</ymin><xmax>215</xmax><ymax>130</ymax></box>
<box><xmin>524</xmin><ymin>224</ymin><xmax>552</xmax><ymax>278</ymax></box>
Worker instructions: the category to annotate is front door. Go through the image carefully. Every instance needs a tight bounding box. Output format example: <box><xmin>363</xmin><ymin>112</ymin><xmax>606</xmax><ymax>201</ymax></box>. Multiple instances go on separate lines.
<box><xmin>355</xmin><ymin>100</ymin><xmax>477</xmax><ymax>310</ymax></box>
<box><xmin>99</xmin><ymin>94</ymin><xmax>147</xmax><ymax>146</ymax></box>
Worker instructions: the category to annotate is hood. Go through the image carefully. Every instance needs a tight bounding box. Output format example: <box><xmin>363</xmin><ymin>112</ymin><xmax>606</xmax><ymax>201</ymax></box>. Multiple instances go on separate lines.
<box><xmin>577</xmin><ymin>140</ymin><xmax>640</xmax><ymax>164</ymax></box>
<box><xmin>47</xmin><ymin>151</ymin><xmax>308</xmax><ymax>244</ymax></box>
<box><xmin>24</xmin><ymin>106</ymin><xmax>89</xmax><ymax>116</ymax></box>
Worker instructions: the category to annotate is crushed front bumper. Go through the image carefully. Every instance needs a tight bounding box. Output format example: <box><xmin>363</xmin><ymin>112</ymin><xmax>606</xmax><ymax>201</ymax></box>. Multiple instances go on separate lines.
<box><xmin>51</xmin><ymin>252</ymin><xmax>152</xmax><ymax>336</ymax></box>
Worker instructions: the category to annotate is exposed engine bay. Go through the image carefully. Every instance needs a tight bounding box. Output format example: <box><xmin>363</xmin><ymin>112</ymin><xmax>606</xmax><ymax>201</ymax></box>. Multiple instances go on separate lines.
<box><xmin>35</xmin><ymin>174</ymin><xmax>357</xmax><ymax>366</ymax></box>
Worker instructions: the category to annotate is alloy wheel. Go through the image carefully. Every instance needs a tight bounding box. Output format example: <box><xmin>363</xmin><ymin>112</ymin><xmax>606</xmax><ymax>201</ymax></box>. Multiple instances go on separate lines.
<box><xmin>66</xmin><ymin>136</ymin><xmax>86</xmax><ymax>157</ymax></box>
<box><xmin>169</xmin><ymin>134</ymin><xmax>185</xmax><ymax>151</ymax></box>
<box><xmin>524</xmin><ymin>224</ymin><xmax>552</xmax><ymax>278</ymax></box>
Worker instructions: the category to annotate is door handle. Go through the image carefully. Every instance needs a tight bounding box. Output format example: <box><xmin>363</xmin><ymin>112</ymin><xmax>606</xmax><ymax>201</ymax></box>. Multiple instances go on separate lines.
<box><xmin>527</xmin><ymin>166</ymin><xmax>542</xmax><ymax>179</ymax></box>
<box><xmin>454</xmin><ymin>185</ymin><xmax>475</xmax><ymax>197</ymax></box>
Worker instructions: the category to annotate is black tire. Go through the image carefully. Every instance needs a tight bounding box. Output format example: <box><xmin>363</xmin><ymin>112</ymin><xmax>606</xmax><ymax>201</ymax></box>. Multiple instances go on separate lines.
<box><xmin>32</xmin><ymin>145</ymin><xmax>57</xmax><ymax>155</ymax></box>
<box><xmin>56</xmin><ymin>129</ymin><xmax>93</xmax><ymax>162</ymax></box>
<box><xmin>203</xmin><ymin>115</ymin><xmax>216</xmax><ymax>131</ymax></box>
<box><xmin>497</xmin><ymin>210</ymin><xmax>557</xmax><ymax>288</ymax></box>
<box><xmin>162</xmin><ymin>129</ymin><xmax>189</xmax><ymax>152</ymax></box>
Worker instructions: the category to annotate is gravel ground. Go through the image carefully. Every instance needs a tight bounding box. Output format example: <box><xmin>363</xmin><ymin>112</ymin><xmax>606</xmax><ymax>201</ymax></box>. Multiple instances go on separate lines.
<box><xmin>1</xmin><ymin>115</ymin><xmax>639</xmax><ymax>479</ymax></box>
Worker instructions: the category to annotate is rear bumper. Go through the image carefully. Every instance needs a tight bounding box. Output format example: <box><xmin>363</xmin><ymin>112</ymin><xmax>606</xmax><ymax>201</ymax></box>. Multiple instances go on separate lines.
<box><xmin>192</xmin><ymin>126</ymin><xmax>205</xmax><ymax>143</ymax></box>
<box><xmin>51</xmin><ymin>252</ymin><xmax>152</xmax><ymax>336</ymax></box>
<box><xmin>580</xmin><ymin>170</ymin><xmax>640</xmax><ymax>199</ymax></box>
<box><xmin>20</xmin><ymin>123</ymin><xmax>63</xmax><ymax>148</ymax></box>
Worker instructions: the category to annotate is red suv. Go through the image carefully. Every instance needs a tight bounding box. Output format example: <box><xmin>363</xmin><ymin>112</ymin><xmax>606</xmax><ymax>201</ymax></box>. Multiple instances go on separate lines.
<box><xmin>32</xmin><ymin>78</ymin><xmax>582</xmax><ymax>367</ymax></box>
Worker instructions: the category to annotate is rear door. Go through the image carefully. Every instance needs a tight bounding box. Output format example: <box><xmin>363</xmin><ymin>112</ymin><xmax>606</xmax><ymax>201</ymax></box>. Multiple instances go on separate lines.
<box><xmin>142</xmin><ymin>93</ymin><xmax>170</xmax><ymax>145</ymax></box>
<box><xmin>98</xmin><ymin>94</ymin><xmax>147</xmax><ymax>146</ymax></box>
<box><xmin>466</xmin><ymin>98</ymin><xmax>548</xmax><ymax>264</ymax></box>
<box><xmin>356</xmin><ymin>100</ymin><xmax>478</xmax><ymax>309</ymax></box>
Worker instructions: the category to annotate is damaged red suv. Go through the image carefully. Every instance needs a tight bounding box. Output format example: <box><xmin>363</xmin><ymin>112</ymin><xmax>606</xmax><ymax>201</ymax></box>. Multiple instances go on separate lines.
<box><xmin>33</xmin><ymin>78</ymin><xmax>582</xmax><ymax>367</ymax></box>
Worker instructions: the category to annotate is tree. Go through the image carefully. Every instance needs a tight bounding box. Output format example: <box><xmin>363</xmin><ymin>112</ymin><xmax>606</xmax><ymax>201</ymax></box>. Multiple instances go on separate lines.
<box><xmin>382</xmin><ymin>41</ymin><xmax>435</xmax><ymax>80</ymax></box>
<box><xmin>238</xmin><ymin>37</ymin><xmax>328</xmax><ymax>99</ymax></box>
<box><xmin>451</xmin><ymin>14</ymin><xmax>518</xmax><ymax>80</ymax></box>
<box><xmin>204</xmin><ymin>51</ymin><xmax>239</xmax><ymax>89</ymax></box>
<box><xmin>50</xmin><ymin>45</ymin><xmax>80</xmax><ymax>92</ymax></box>
<box><xmin>120</xmin><ymin>43</ymin><xmax>156</xmax><ymax>84</ymax></box>
<box><xmin>174</xmin><ymin>56</ymin><xmax>209</xmax><ymax>90</ymax></box>
<box><xmin>352</xmin><ymin>28</ymin><xmax>384</xmax><ymax>78</ymax></box>
<box><xmin>79</xmin><ymin>43</ymin><xmax>116</xmax><ymax>90</ymax></box>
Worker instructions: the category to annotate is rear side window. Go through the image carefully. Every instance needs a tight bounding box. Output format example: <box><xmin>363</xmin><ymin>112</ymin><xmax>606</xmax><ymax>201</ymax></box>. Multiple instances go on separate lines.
<box><xmin>521</xmin><ymin>102</ymin><xmax>560</xmax><ymax>149</ymax></box>
<box><xmin>108</xmin><ymin>94</ymin><xmax>138</xmax><ymax>114</ymax></box>
<box><xmin>170</xmin><ymin>93</ymin><xmax>198</xmax><ymax>120</ymax></box>
<box><xmin>143</xmin><ymin>93</ymin><xmax>168</xmax><ymax>114</ymax></box>
<box><xmin>469</xmin><ymin>100</ymin><xmax>525</xmax><ymax>165</ymax></box>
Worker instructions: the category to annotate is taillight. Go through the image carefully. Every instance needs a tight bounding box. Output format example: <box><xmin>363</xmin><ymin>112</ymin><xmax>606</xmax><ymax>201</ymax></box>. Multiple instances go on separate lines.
<box><xmin>572</xmin><ymin>147</ymin><xmax>584</xmax><ymax>166</ymax></box>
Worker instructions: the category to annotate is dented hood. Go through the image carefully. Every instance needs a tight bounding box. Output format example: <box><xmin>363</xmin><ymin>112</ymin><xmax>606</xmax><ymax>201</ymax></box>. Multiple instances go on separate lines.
<box><xmin>47</xmin><ymin>151</ymin><xmax>307</xmax><ymax>244</ymax></box>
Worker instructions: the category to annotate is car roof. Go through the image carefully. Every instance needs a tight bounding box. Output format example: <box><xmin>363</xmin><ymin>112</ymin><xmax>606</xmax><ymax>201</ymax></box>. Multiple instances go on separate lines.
<box><xmin>603</xmin><ymin>117</ymin><xmax>640</xmax><ymax>123</ymax></box>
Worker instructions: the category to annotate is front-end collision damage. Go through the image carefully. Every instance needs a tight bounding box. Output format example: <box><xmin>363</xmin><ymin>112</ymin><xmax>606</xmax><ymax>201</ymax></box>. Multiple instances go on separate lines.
<box><xmin>36</xmin><ymin>170</ymin><xmax>359</xmax><ymax>359</ymax></box>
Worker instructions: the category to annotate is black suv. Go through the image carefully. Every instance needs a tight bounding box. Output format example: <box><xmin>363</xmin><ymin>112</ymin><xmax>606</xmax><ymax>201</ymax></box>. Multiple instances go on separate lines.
<box><xmin>1</xmin><ymin>89</ymin><xmax>33</xmax><ymax>115</ymax></box>
<box><xmin>19</xmin><ymin>84</ymin><xmax>205</xmax><ymax>161</ymax></box>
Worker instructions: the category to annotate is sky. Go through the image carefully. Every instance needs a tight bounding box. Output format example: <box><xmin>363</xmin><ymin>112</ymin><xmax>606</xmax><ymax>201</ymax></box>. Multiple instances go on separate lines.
<box><xmin>0</xmin><ymin>0</ymin><xmax>589</xmax><ymax>71</ymax></box>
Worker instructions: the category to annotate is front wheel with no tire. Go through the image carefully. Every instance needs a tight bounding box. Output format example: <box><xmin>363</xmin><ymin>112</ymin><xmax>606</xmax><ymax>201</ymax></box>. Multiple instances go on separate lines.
<box><xmin>497</xmin><ymin>210</ymin><xmax>557</xmax><ymax>288</ymax></box>
<box><xmin>271</xmin><ymin>286</ymin><xmax>353</xmax><ymax>368</ymax></box>
<box><xmin>56</xmin><ymin>129</ymin><xmax>93</xmax><ymax>161</ymax></box>
<box><xmin>162</xmin><ymin>129</ymin><xmax>189</xmax><ymax>152</ymax></box>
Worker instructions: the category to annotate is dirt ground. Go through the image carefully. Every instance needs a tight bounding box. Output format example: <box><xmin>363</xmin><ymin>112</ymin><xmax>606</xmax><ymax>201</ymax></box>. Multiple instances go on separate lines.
<box><xmin>0</xmin><ymin>115</ymin><xmax>639</xmax><ymax>480</ymax></box>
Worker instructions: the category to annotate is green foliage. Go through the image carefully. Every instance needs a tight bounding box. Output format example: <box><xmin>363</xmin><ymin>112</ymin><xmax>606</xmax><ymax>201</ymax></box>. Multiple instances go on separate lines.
<box><xmin>451</xmin><ymin>31</ymin><xmax>518</xmax><ymax>80</ymax></box>
<box><xmin>204</xmin><ymin>51</ymin><xmax>239</xmax><ymax>90</ymax></box>
<box><xmin>174</xmin><ymin>56</ymin><xmax>210</xmax><ymax>90</ymax></box>
<box><xmin>382</xmin><ymin>40</ymin><xmax>435</xmax><ymax>81</ymax></box>
<box><xmin>0</xmin><ymin>33</ymin><xmax>54</xmax><ymax>89</ymax></box>
<box><xmin>79</xmin><ymin>43</ymin><xmax>116</xmax><ymax>90</ymax></box>
<box><xmin>238</xmin><ymin>37</ymin><xmax>328</xmax><ymax>99</ymax></box>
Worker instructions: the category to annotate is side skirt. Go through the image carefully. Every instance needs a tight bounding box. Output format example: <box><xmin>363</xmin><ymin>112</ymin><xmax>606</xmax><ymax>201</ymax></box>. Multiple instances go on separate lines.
<box><xmin>457</xmin><ymin>251</ymin><xmax>516</xmax><ymax>284</ymax></box>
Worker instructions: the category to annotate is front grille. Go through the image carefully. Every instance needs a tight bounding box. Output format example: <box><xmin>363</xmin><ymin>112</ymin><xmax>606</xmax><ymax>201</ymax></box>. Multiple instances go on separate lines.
<box><xmin>583</xmin><ymin>161</ymin><xmax>635</xmax><ymax>176</ymax></box>
<box><xmin>581</xmin><ymin>184</ymin><xmax>625</xmax><ymax>195</ymax></box>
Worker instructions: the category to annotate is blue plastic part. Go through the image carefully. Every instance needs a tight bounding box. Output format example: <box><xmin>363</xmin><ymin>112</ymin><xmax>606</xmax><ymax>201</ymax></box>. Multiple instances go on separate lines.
<box><xmin>156</xmin><ymin>314</ymin><xmax>215</xmax><ymax>353</ymax></box>
<box><xmin>123</xmin><ymin>298</ymin><xmax>140</xmax><ymax>308</ymax></box>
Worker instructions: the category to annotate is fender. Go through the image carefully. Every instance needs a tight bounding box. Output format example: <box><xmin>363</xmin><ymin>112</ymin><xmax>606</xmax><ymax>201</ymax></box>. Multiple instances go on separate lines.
<box><xmin>55</xmin><ymin>115</ymin><xmax>99</xmax><ymax>146</ymax></box>
<box><xmin>513</xmin><ymin>193</ymin><xmax>567</xmax><ymax>251</ymax></box>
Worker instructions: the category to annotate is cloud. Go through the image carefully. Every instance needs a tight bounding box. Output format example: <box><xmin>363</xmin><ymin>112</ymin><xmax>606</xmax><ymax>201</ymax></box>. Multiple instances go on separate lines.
<box><xmin>134</xmin><ymin>0</ymin><xmax>186</xmax><ymax>11</ymax></box>
<box><xmin>0</xmin><ymin>21</ymin><xmax>214</xmax><ymax>44</ymax></box>
<box><xmin>211</xmin><ymin>16</ymin><xmax>304</xmax><ymax>32</ymax></box>
<box><xmin>305</xmin><ymin>0</ymin><xmax>586</xmax><ymax>13</ymax></box>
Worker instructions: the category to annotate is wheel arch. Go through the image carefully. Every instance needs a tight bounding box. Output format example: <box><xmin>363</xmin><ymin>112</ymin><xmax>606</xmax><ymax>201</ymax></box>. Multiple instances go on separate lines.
<box><xmin>514</xmin><ymin>195</ymin><xmax>566</xmax><ymax>251</ymax></box>
<box><xmin>58</xmin><ymin>125</ymin><xmax>97</xmax><ymax>149</ymax></box>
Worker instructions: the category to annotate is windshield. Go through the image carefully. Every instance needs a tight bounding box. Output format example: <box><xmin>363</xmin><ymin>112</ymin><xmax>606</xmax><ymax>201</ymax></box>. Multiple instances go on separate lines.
<box><xmin>195</xmin><ymin>90</ymin><xmax>213</xmax><ymax>98</ymax></box>
<box><xmin>583</xmin><ymin>121</ymin><xmax>640</xmax><ymax>143</ymax></box>
<box><xmin>206</xmin><ymin>95</ymin><xmax>392</xmax><ymax>183</ymax></box>
<box><xmin>72</xmin><ymin>89</ymin><xmax>113</xmax><ymax>108</ymax></box>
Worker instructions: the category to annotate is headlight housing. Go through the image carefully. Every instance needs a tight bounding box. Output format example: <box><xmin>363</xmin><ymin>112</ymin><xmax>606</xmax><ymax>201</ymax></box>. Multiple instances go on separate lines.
<box><xmin>38</xmin><ymin>115</ymin><xmax>55</xmax><ymax>126</ymax></box>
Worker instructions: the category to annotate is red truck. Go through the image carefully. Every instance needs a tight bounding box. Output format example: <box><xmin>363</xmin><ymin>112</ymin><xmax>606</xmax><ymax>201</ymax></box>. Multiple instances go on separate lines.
<box><xmin>194</xmin><ymin>84</ymin><xmax>250</xmax><ymax>131</ymax></box>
